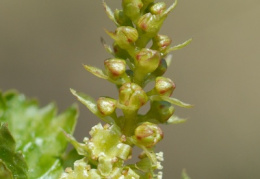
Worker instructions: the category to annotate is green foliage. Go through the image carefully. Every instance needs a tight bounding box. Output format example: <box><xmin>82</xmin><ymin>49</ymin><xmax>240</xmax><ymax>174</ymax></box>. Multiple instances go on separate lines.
<box><xmin>0</xmin><ymin>91</ymin><xmax>78</xmax><ymax>178</ymax></box>
<box><xmin>0</xmin><ymin>160</ymin><xmax>13</xmax><ymax>179</ymax></box>
<box><xmin>0</xmin><ymin>123</ymin><xmax>28</xmax><ymax>179</ymax></box>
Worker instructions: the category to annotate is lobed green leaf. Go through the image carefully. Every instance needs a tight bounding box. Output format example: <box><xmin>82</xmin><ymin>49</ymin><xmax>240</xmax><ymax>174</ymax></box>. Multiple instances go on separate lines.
<box><xmin>0</xmin><ymin>123</ymin><xmax>28</xmax><ymax>179</ymax></box>
<box><xmin>0</xmin><ymin>90</ymin><xmax>78</xmax><ymax>178</ymax></box>
<box><xmin>0</xmin><ymin>160</ymin><xmax>13</xmax><ymax>179</ymax></box>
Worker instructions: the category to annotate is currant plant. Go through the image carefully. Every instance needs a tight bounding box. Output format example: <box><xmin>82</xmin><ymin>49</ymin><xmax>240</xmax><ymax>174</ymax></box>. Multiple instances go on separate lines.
<box><xmin>61</xmin><ymin>0</ymin><xmax>192</xmax><ymax>178</ymax></box>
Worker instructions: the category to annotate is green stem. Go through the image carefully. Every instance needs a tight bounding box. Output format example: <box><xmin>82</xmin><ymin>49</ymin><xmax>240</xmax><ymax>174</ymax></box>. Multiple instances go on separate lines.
<box><xmin>133</xmin><ymin>68</ymin><xmax>146</xmax><ymax>87</ymax></box>
<box><xmin>135</xmin><ymin>34</ymin><xmax>151</xmax><ymax>48</ymax></box>
<box><xmin>122</xmin><ymin>109</ymin><xmax>138</xmax><ymax>136</ymax></box>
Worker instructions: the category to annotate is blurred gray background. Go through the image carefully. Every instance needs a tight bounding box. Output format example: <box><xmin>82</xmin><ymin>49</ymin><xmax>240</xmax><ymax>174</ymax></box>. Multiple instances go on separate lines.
<box><xmin>1</xmin><ymin>0</ymin><xmax>260</xmax><ymax>178</ymax></box>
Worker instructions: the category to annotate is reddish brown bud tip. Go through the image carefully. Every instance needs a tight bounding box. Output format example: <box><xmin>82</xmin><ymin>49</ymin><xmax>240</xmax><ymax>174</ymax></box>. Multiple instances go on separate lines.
<box><xmin>104</xmin><ymin>58</ymin><xmax>126</xmax><ymax>79</ymax></box>
<box><xmin>97</xmin><ymin>97</ymin><xmax>117</xmax><ymax>116</ymax></box>
<box><xmin>155</xmin><ymin>77</ymin><xmax>175</xmax><ymax>96</ymax></box>
<box><xmin>135</xmin><ymin>122</ymin><xmax>163</xmax><ymax>148</ymax></box>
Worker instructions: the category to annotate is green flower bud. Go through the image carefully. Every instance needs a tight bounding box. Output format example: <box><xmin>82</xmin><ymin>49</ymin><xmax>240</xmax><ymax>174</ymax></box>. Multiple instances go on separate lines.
<box><xmin>122</xmin><ymin>0</ymin><xmax>143</xmax><ymax>22</ymax></box>
<box><xmin>134</xmin><ymin>122</ymin><xmax>163</xmax><ymax>148</ymax></box>
<box><xmin>137</xmin><ymin>13</ymin><xmax>164</xmax><ymax>37</ymax></box>
<box><xmin>97</xmin><ymin>97</ymin><xmax>117</xmax><ymax>116</ymax></box>
<box><xmin>104</xmin><ymin>58</ymin><xmax>126</xmax><ymax>79</ymax></box>
<box><xmin>155</xmin><ymin>77</ymin><xmax>175</xmax><ymax>96</ymax></box>
<box><xmin>114</xmin><ymin>9</ymin><xmax>132</xmax><ymax>26</ymax></box>
<box><xmin>150</xmin><ymin>2</ymin><xmax>166</xmax><ymax>15</ymax></box>
<box><xmin>106</xmin><ymin>26</ymin><xmax>138</xmax><ymax>50</ymax></box>
<box><xmin>149</xmin><ymin>101</ymin><xmax>175</xmax><ymax>123</ymax></box>
<box><xmin>152</xmin><ymin>34</ymin><xmax>172</xmax><ymax>53</ymax></box>
<box><xmin>135</xmin><ymin>48</ymin><xmax>160</xmax><ymax>74</ymax></box>
<box><xmin>119</xmin><ymin>83</ymin><xmax>148</xmax><ymax>110</ymax></box>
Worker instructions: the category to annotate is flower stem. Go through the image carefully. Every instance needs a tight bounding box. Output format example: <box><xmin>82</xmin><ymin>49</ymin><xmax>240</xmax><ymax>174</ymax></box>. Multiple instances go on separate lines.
<box><xmin>122</xmin><ymin>109</ymin><xmax>138</xmax><ymax>136</ymax></box>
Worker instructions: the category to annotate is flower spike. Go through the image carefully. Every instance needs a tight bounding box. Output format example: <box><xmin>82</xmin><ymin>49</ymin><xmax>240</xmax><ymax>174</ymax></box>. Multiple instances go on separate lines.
<box><xmin>64</xmin><ymin>0</ymin><xmax>192</xmax><ymax>178</ymax></box>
